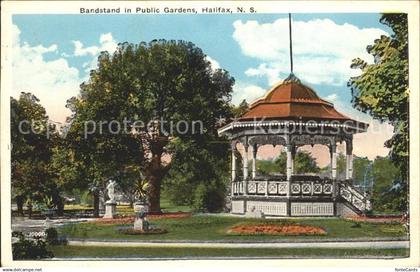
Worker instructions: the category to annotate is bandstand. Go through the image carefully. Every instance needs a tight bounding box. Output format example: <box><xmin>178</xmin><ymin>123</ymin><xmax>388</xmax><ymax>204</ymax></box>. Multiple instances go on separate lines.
<box><xmin>218</xmin><ymin>74</ymin><xmax>372</xmax><ymax>217</ymax></box>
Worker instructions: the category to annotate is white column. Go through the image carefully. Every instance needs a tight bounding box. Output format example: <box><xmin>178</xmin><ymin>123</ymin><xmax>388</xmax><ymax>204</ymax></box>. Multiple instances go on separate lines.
<box><xmin>286</xmin><ymin>144</ymin><xmax>293</xmax><ymax>180</ymax></box>
<box><xmin>252</xmin><ymin>144</ymin><xmax>257</xmax><ymax>179</ymax></box>
<box><xmin>243</xmin><ymin>141</ymin><xmax>249</xmax><ymax>196</ymax></box>
<box><xmin>330</xmin><ymin>143</ymin><xmax>337</xmax><ymax>179</ymax></box>
<box><xmin>291</xmin><ymin>146</ymin><xmax>296</xmax><ymax>175</ymax></box>
<box><xmin>231</xmin><ymin>143</ymin><xmax>237</xmax><ymax>182</ymax></box>
<box><xmin>347</xmin><ymin>154</ymin><xmax>353</xmax><ymax>179</ymax></box>
<box><xmin>243</xmin><ymin>144</ymin><xmax>249</xmax><ymax>180</ymax></box>
<box><xmin>231</xmin><ymin>142</ymin><xmax>237</xmax><ymax>195</ymax></box>
<box><xmin>345</xmin><ymin>141</ymin><xmax>353</xmax><ymax>180</ymax></box>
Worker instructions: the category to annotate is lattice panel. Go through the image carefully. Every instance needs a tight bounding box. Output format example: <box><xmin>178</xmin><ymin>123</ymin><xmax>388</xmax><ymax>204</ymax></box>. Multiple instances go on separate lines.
<box><xmin>291</xmin><ymin>202</ymin><xmax>334</xmax><ymax>216</ymax></box>
<box><xmin>257</xmin><ymin>182</ymin><xmax>266</xmax><ymax>194</ymax></box>
<box><xmin>323</xmin><ymin>184</ymin><xmax>333</xmax><ymax>194</ymax></box>
<box><xmin>231</xmin><ymin>200</ymin><xmax>245</xmax><ymax>214</ymax></box>
<box><xmin>291</xmin><ymin>183</ymin><xmax>300</xmax><ymax>194</ymax></box>
<box><xmin>278</xmin><ymin>182</ymin><xmax>288</xmax><ymax>194</ymax></box>
<box><xmin>313</xmin><ymin>184</ymin><xmax>322</xmax><ymax>194</ymax></box>
<box><xmin>246</xmin><ymin>201</ymin><xmax>287</xmax><ymax>216</ymax></box>
<box><xmin>268</xmin><ymin>183</ymin><xmax>278</xmax><ymax>194</ymax></box>
<box><xmin>302</xmin><ymin>184</ymin><xmax>311</xmax><ymax>194</ymax></box>
<box><xmin>247</xmin><ymin>182</ymin><xmax>257</xmax><ymax>194</ymax></box>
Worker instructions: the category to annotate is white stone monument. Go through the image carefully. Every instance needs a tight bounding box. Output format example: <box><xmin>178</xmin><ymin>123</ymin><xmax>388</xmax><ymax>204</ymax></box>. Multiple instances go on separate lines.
<box><xmin>103</xmin><ymin>180</ymin><xmax>117</xmax><ymax>219</ymax></box>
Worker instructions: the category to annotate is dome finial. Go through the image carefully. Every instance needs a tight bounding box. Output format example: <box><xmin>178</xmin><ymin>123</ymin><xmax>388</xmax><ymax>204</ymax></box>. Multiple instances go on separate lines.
<box><xmin>283</xmin><ymin>72</ymin><xmax>301</xmax><ymax>83</ymax></box>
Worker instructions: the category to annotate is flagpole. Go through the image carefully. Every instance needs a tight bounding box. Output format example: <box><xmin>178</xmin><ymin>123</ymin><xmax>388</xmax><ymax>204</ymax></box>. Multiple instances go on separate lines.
<box><xmin>288</xmin><ymin>13</ymin><xmax>293</xmax><ymax>74</ymax></box>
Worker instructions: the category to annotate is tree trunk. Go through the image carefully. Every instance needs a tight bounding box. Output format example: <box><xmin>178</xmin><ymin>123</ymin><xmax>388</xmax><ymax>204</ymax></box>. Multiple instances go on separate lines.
<box><xmin>93</xmin><ymin>190</ymin><xmax>100</xmax><ymax>217</ymax></box>
<box><xmin>56</xmin><ymin>197</ymin><xmax>64</xmax><ymax>216</ymax></box>
<box><xmin>16</xmin><ymin>195</ymin><xmax>24</xmax><ymax>216</ymax></box>
<box><xmin>148</xmin><ymin>174</ymin><xmax>162</xmax><ymax>214</ymax></box>
<box><xmin>145</xmin><ymin>138</ymin><xmax>170</xmax><ymax>214</ymax></box>
<box><xmin>28</xmin><ymin>203</ymin><xmax>33</xmax><ymax>219</ymax></box>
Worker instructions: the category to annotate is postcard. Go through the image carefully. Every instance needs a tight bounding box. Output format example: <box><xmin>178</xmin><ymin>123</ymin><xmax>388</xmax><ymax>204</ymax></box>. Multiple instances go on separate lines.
<box><xmin>1</xmin><ymin>0</ymin><xmax>419</xmax><ymax>270</ymax></box>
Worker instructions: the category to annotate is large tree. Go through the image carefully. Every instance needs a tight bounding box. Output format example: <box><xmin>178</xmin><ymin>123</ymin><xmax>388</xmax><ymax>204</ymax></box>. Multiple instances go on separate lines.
<box><xmin>66</xmin><ymin>40</ymin><xmax>234</xmax><ymax>213</ymax></box>
<box><xmin>348</xmin><ymin>14</ymin><xmax>409</xmax><ymax>210</ymax></box>
<box><xmin>11</xmin><ymin>93</ymin><xmax>61</xmax><ymax>215</ymax></box>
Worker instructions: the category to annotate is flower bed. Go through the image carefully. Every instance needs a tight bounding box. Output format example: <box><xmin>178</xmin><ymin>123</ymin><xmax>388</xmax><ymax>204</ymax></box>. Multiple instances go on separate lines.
<box><xmin>94</xmin><ymin>212</ymin><xmax>192</xmax><ymax>225</ymax></box>
<box><xmin>347</xmin><ymin>215</ymin><xmax>406</xmax><ymax>224</ymax></box>
<box><xmin>228</xmin><ymin>224</ymin><xmax>326</xmax><ymax>236</ymax></box>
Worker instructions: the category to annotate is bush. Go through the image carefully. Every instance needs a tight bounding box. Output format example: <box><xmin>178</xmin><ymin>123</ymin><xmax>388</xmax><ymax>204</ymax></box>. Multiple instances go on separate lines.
<box><xmin>45</xmin><ymin>227</ymin><xmax>67</xmax><ymax>245</ymax></box>
<box><xmin>192</xmin><ymin>182</ymin><xmax>225</xmax><ymax>213</ymax></box>
<box><xmin>12</xmin><ymin>231</ymin><xmax>53</xmax><ymax>260</ymax></box>
<box><xmin>163</xmin><ymin>140</ymin><xmax>230</xmax><ymax>211</ymax></box>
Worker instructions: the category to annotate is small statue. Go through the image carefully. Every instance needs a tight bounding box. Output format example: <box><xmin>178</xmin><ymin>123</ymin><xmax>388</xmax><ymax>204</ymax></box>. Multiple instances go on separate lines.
<box><xmin>134</xmin><ymin>206</ymin><xmax>150</xmax><ymax>231</ymax></box>
<box><xmin>106</xmin><ymin>180</ymin><xmax>117</xmax><ymax>203</ymax></box>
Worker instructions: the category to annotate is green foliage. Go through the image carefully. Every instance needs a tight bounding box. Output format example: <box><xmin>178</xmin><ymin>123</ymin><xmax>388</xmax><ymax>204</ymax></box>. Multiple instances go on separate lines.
<box><xmin>45</xmin><ymin>227</ymin><xmax>68</xmax><ymax>245</ymax></box>
<box><xmin>192</xmin><ymin>182</ymin><xmax>226</xmax><ymax>213</ymax></box>
<box><xmin>352</xmin><ymin>156</ymin><xmax>371</xmax><ymax>184</ymax></box>
<box><xmin>348</xmin><ymin>13</ymin><xmax>408</xmax><ymax>211</ymax></box>
<box><xmin>64</xmin><ymin>40</ymin><xmax>234</xmax><ymax>212</ymax></box>
<box><xmin>371</xmin><ymin>157</ymin><xmax>403</xmax><ymax>212</ymax></box>
<box><xmin>133</xmin><ymin>178</ymin><xmax>149</xmax><ymax>202</ymax></box>
<box><xmin>11</xmin><ymin>93</ymin><xmax>62</xmax><ymax>213</ymax></box>
<box><xmin>274</xmin><ymin>151</ymin><xmax>320</xmax><ymax>174</ymax></box>
<box><xmin>163</xmin><ymin>139</ymin><xmax>229</xmax><ymax>212</ymax></box>
<box><xmin>231</xmin><ymin>99</ymin><xmax>249</xmax><ymax>118</ymax></box>
<box><xmin>12</xmin><ymin>231</ymin><xmax>53</xmax><ymax>260</ymax></box>
<box><xmin>256</xmin><ymin>159</ymin><xmax>279</xmax><ymax>175</ymax></box>
<box><xmin>336</xmin><ymin>153</ymin><xmax>346</xmax><ymax>177</ymax></box>
<box><xmin>351</xmin><ymin>156</ymin><xmax>403</xmax><ymax>213</ymax></box>
<box><xmin>79</xmin><ymin>190</ymin><xmax>92</xmax><ymax>206</ymax></box>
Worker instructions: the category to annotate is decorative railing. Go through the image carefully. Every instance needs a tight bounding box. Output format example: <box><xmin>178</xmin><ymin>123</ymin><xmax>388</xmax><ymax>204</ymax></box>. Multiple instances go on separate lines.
<box><xmin>290</xmin><ymin>181</ymin><xmax>333</xmax><ymax>195</ymax></box>
<box><xmin>339</xmin><ymin>183</ymin><xmax>372</xmax><ymax>213</ymax></box>
<box><xmin>232</xmin><ymin>177</ymin><xmax>372</xmax><ymax>214</ymax></box>
<box><xmin>232</xmin><ymin>178</ymin><xmax>334</xmax><ymax>197</ymax></box>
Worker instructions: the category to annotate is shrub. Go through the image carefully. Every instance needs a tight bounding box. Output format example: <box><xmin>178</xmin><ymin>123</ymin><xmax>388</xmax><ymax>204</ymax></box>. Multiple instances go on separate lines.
<box><xmin>192</xmin><ymin>182</ymin><xmax>225</xmax><ymax>213</ymax></box>
<box><xmin>12</xmin><ymin>231</ymin><xmax>53</xmax><ymax>260</ymax></box>
<box><xmin>45</xmin><ymin>227</ymin><xmax>67</xmax><ymax>245</ymax></box>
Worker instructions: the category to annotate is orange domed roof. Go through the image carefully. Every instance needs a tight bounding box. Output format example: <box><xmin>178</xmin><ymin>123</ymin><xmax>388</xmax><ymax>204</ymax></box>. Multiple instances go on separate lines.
<box><xmin>240</xmin><ymin>74</ymin><xmax>351</xmax><ymax>121</ymax></box>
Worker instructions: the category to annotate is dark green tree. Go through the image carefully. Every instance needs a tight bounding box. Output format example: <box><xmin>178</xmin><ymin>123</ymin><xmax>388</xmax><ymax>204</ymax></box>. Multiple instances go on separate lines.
<box><xmin>348</xmin><ymin>14</ymin><xmax>409</xmax><ymax>210</ymax></box>
<box><xmin>371</xmin><ymin>156</ymin><xmax>400</xmax><ymax>212</ymax></box>
<box><xmin>11</xmin><ymin>93</ymin><xmax>61</xmax><ymax>215</ymax></box>
<box><xmin>352</xmin><ymin>156</ymin><xmax>371</xmax><ymax>185</ymax></box>
<box><xmin>274</xmin><ymin>150</ymin><xmax>320</xmax><ymax>175</ymax></box>
<box><xmin>163</xmin><ymin>139</ymin><xmax>229</xmax><ymax>212</ymax></box>
<box><xmin>66</xmin><ymin>40</ymin><xmax>234</xmax><ymax>213</ymax></box>
<box><xmin>231</xmin><ymin>99</ymin><xmax>249</xmax><ymax>118</ymax></box>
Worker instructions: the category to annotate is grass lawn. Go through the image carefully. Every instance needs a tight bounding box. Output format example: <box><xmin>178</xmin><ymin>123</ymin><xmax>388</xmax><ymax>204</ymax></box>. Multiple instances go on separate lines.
<box><xmin>64</xmin><ymin>195</ymin><xmax>192</xmax><ymax>214</ymax></box>
<box><xmin>49</xmin><ymin>245</ymin><xmax>409</xmax><ymax>258</ymax></box>
<box><xmin>58</xmin><ymin>215</ymin><xmax>408</xmax><ymax>241</ymax></box>
<box><xmin>160</xmin><ymin>198</ymin><xmax>192</xmax><ymax>213</ymax></box>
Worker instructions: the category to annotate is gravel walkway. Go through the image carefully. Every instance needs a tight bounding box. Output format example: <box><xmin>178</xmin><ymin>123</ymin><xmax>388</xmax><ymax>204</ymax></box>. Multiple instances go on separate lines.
<box><xmin>67</xmin><ymin>240</ymin><xmax>409</xmax><ymax>249</ymax></box>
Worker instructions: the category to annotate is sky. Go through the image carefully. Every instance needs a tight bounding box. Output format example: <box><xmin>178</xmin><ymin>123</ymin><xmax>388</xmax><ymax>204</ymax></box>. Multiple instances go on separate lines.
<box><xmin>11</xmin><ymin>13</ymin><xmax>394</xmax><ymax>163</ymax></box>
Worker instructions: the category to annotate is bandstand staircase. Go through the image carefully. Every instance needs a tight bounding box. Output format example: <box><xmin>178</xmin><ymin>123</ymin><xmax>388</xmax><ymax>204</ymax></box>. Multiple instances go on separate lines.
<box><xmin>338</xmin><ymin>182</ymin><xmax>372</xmax><ymax>215</ymax></box>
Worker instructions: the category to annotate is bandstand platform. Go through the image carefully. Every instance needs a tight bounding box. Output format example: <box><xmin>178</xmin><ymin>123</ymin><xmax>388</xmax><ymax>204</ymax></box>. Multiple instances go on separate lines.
<box><xmin>218</xmin><ymin>75</ymin><xmax>371</xmax><ymax>217</ymax></box>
